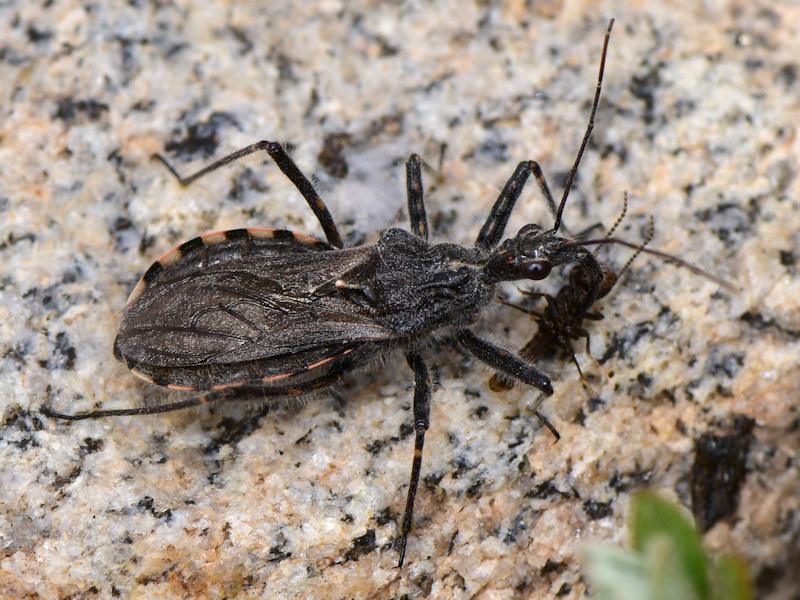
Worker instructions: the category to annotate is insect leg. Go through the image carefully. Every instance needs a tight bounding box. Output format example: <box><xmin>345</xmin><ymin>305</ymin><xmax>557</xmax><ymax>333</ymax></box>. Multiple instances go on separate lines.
<box><xmin>569</xmin><ymin>353</ymin><xmax>596</xmax><ymax>392</ymax></box>
<box><xmin>489</xmin><ymin>322</ymin><xmax>554</xmax><ymax>392</ymax></box>
<box><xmin>397</xmin><ymin>351</ymin><xmax>432</xmax><ymax>567</ymax></box>
<box><xmin>42</xmin><ymin>358</ymin><xmax>356</xmax><ymax>420</ymax></box>
<box><xmin>153</xmin><ymin>140</ymin><xmax>344</xmax><ymax>248</ymax></box>
<box><xmin>405</xmin><ymin>154</ymin><xmax>429</xmax><ymax>241</ymax></box>
<box><xmin>500</xmin><ymin>292</ymin><xmax>547</xmax><ymax>315</ymax></box>
<box><xmin>264</xmin><ymin>142</ymin><xmax>343</xmax><ymax>248</ymax></box>
<box><xmin>530</xmin><ymin>162</ymin><xmax>560</xmax><ymax>222</ymax></box>
<box><xmin>474</xmin><ymin>160</ymin><xmax>535</xmax><ymax>250</ymax></box>
<box><xmin>581</xmin><ymin>326</ymin><xmax>602</xmax><ymax>368</ymax></box>
<box><xmin>456</xmin><ymin>329</ymin><xmax>552</xmax><ymax>395</ymax></box>
<box><xmin>42</xmin><ymin>398</ymin><xmax>207</xmax><ymax>420</ymax></box>
<box><xmin>532</xmin><ymin>408</ymin><xmax>561</xmax><ymax>441</ymax></box>
<box><xmin>153</xmin><ymin>140</ymin><xmax>273</xmax><ymax>187</ymax></box>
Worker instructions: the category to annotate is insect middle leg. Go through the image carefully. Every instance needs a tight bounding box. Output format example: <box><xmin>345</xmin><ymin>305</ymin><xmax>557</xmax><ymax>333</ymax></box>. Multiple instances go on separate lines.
<box><xmin>398</xmin><ymin>350</ymin><xmax>432</xmax><ymax>567</ymax></box>
<box><xmin>153</xmin><ymin>140</ymin><xmax>344</xmax><ymax>248</ymax></box>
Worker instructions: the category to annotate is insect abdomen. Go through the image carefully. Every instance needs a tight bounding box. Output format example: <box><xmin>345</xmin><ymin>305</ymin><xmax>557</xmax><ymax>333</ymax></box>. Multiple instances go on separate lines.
<box><xmin>114</xmin><ymin>227</ymin><xmax>387</xmax><ymax>390</ymax></box>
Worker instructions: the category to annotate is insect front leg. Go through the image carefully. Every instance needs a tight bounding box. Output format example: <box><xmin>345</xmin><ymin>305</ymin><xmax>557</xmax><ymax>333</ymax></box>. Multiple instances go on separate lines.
<box><xmin>488</xmin><ymin>323</ymin><xmax>552</xmax><ymax>393</ymax></box>
<box><xmin>405</xmin><ymin>154</ymin><xmax>428</xmax><ymax>241</ymax></box>
<box><xmin>477</xmin><ymin>19</ymin><xmax>614</xmax><ymax>247</ymax></box>
<box><xmin>455</xmin><ymin>329</ymin><xmax>552</xmax><ymax>395</ymax></box>
<box><xmin>153</xmin><ymin>140</ymin><xmax>344</xmax><ymax>248</ymax></box>
<box><xmin>397</xmin><ymin>351</ymin><xmax>432</xmax><ymax>567</ymax></box>
<box><xmin>474</xmin><ymin>161</ymin><xmax>535</xmax><ymax>250</ymax></box>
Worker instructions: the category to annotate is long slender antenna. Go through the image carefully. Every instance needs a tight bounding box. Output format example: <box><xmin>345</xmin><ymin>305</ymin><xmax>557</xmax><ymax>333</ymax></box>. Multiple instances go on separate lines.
<box><xmin>596</xmin><ymin>189</ymin><xmax>628</xmax><ymax>255</ymax></box>
<box><xmin>567</xmin><ymin>237</ymin><xmax>736</xmax><ymax>291</ymax></box>
<box><xmin>551</xmin><ymin>18</ymin><xmax>614</xmax><ymax>234</ymax></box>
<box><xmin>616</xmin><ymin>212</ymin><xmax>654</xmax><ymax>279</ymax></box>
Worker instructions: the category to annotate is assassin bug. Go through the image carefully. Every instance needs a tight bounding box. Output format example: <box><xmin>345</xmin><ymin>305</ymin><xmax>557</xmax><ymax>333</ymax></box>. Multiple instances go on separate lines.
<box><xmin>489</xmin><ymin>193</ymin><xmax>655</xmax><ymax>393</ymax></box>
<box><xmin>41</xmin><ymin>19</ymin><xmax>728</xmax><ymax>566</ymax></box>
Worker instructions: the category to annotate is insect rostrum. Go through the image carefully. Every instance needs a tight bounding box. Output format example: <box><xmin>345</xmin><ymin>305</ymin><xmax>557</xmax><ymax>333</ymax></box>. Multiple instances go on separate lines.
<box><xmin>45</xmin><ymin>21</ymin><xmax>617</xmax><ymax>567</ymax></box>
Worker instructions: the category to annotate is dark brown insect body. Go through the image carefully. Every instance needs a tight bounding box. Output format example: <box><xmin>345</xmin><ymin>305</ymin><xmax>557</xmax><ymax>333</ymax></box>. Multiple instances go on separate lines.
<box><xmin>42</xmin><ymin>19</ymin><xmax>731</xmax><ymax>566</ymax></box>
<box><xmin>45</xmin><ymin>20</ymin><xmax>725</xmax><ymax>566</ymax></box>
<box><xmin>114</xmin><ymin>224</ymin><xmax>553</xmax><ymax>393</ymax></box>
<box><xmin>489</xmin><ymin>262</ymin><xmax>616</xmax><ymax>392</ymax></box>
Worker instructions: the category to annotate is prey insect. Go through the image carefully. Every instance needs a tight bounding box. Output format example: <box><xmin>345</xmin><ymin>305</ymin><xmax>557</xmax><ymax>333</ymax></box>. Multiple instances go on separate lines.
<box><xmin>489</xmin><ymin>193</ymin><xmax>654</xmax><ymax>393</ymax></box>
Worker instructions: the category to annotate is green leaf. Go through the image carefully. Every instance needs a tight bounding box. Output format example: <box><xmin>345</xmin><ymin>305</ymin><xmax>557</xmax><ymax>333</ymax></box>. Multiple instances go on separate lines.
<box><xmin>711</xmin><ymin>554</ymin><xmax>752</xmax><ymax>600</ymax></box>
<box><xmin>582</xmin><ymin>544</ymin><xmax>651</xmax><ymax>600</ymax></box>
<box><xmin>631</xmin><ymin>492</ymin><xmax>709</xmax><ymax>599</ymax></box>
<box><xmin>641</xmin><ymin>535</ymin><xmax>701</xmax><ymax>600</ymax></box>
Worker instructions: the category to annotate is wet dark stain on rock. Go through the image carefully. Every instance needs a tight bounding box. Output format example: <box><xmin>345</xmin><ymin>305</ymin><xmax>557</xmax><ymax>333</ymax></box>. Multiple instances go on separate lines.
<box><xmin>164</xmin><ymin>111</ymin><xmax>240</xmax><ymax>160</ymax></box>
<box><xmin>691</xmin><ymin>415</ymin><xmax>754</xmax><ymax>532</ymax></box>
<box><xmin>317</xmin><ymin>133</ymin><xmax>352</xmax><ymax>179</ymax></box>
<box><xmin>344</xmin><ymin>528</ymin><xmax>376</xmax><ymax>561</ymax></box>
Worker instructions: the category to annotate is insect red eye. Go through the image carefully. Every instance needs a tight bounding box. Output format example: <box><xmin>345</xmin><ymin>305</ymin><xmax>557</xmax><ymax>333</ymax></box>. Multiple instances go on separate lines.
<box><xmin>521</xmin><ymin>260</ymin><xmax>551</xmax><ymax>280</ymax></box>
<box><xmin>507</xmin><ymin>254</ymin><xmax>516</xmax><ymax>263</ymax></box>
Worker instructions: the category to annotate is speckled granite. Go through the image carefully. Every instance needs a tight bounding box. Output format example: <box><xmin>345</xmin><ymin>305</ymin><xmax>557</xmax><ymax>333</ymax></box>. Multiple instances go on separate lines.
<box><xmin>1</xmin><ymin>1</ymin><xmax>798</xmax><ymax>599</ymax></box>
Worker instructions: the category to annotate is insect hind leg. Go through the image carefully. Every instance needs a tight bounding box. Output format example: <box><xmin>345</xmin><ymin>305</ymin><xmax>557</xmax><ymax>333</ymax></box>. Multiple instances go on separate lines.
<box><xmin>41</xmin><ymin>398</ymin><xmax>204</xmax><ymax>420</ymax></box>
<box><xmin>42</xmin><ymin>357</ymin><xmax>357</xmax><ymax>421</ymax></box>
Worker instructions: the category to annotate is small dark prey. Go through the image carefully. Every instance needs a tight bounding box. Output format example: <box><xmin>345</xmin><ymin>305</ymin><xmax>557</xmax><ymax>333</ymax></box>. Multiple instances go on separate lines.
<box><xmin>43</xmin><ymin>20</ymin><xmax>708</xmax><ymax>566</ymax></box>
<box><xmin>489</xmin><ymin>193</ymin><xmax>655</xmax><ymax>392</ymax></box>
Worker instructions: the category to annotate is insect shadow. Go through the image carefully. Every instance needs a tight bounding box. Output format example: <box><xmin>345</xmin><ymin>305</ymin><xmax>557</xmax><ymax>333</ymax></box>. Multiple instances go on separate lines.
<box><xmin>42</xmin><ymin>19</ymin><xmax>730</xmax><ymax>566</ymax></box>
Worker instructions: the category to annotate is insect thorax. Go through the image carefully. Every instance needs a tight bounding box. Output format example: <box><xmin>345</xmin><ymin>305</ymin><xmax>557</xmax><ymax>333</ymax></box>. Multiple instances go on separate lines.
<box><xmin>372</xmin><ymin>228</ymin><xmax>494</xmax><ymax>335</ymax></box>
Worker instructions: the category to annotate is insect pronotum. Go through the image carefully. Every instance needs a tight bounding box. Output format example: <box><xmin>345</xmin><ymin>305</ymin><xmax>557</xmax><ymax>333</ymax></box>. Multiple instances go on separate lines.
<box><xmin>43</xmin><ymin>19</ymin><xmax>730</xmax><ymax>566</ymax></box>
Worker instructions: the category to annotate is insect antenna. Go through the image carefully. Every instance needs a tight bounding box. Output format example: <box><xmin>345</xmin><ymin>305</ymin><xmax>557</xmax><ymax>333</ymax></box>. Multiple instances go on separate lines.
<box><xmin>592</xmin><ymin>192</ymin><xmax>651</xmax><ymax>296</ymax></box>
<box><xmin>551</xmin><ymin>18</ymin><xmax>614</xmax><ymax>235</ymax></box>
<box><xmin>595</xmin><ymin>190</ymin><xmax>628</xmax><ymax>254</ymax></box>
<box><xmin>616</xmin><ymin>210</ymin><xmax>655</xmax><ymax>280</ymax></box>
<box><xmin>567</xmin><ymin>236</ymin><xmax>735</xmax><ymax>291</ymax></box>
